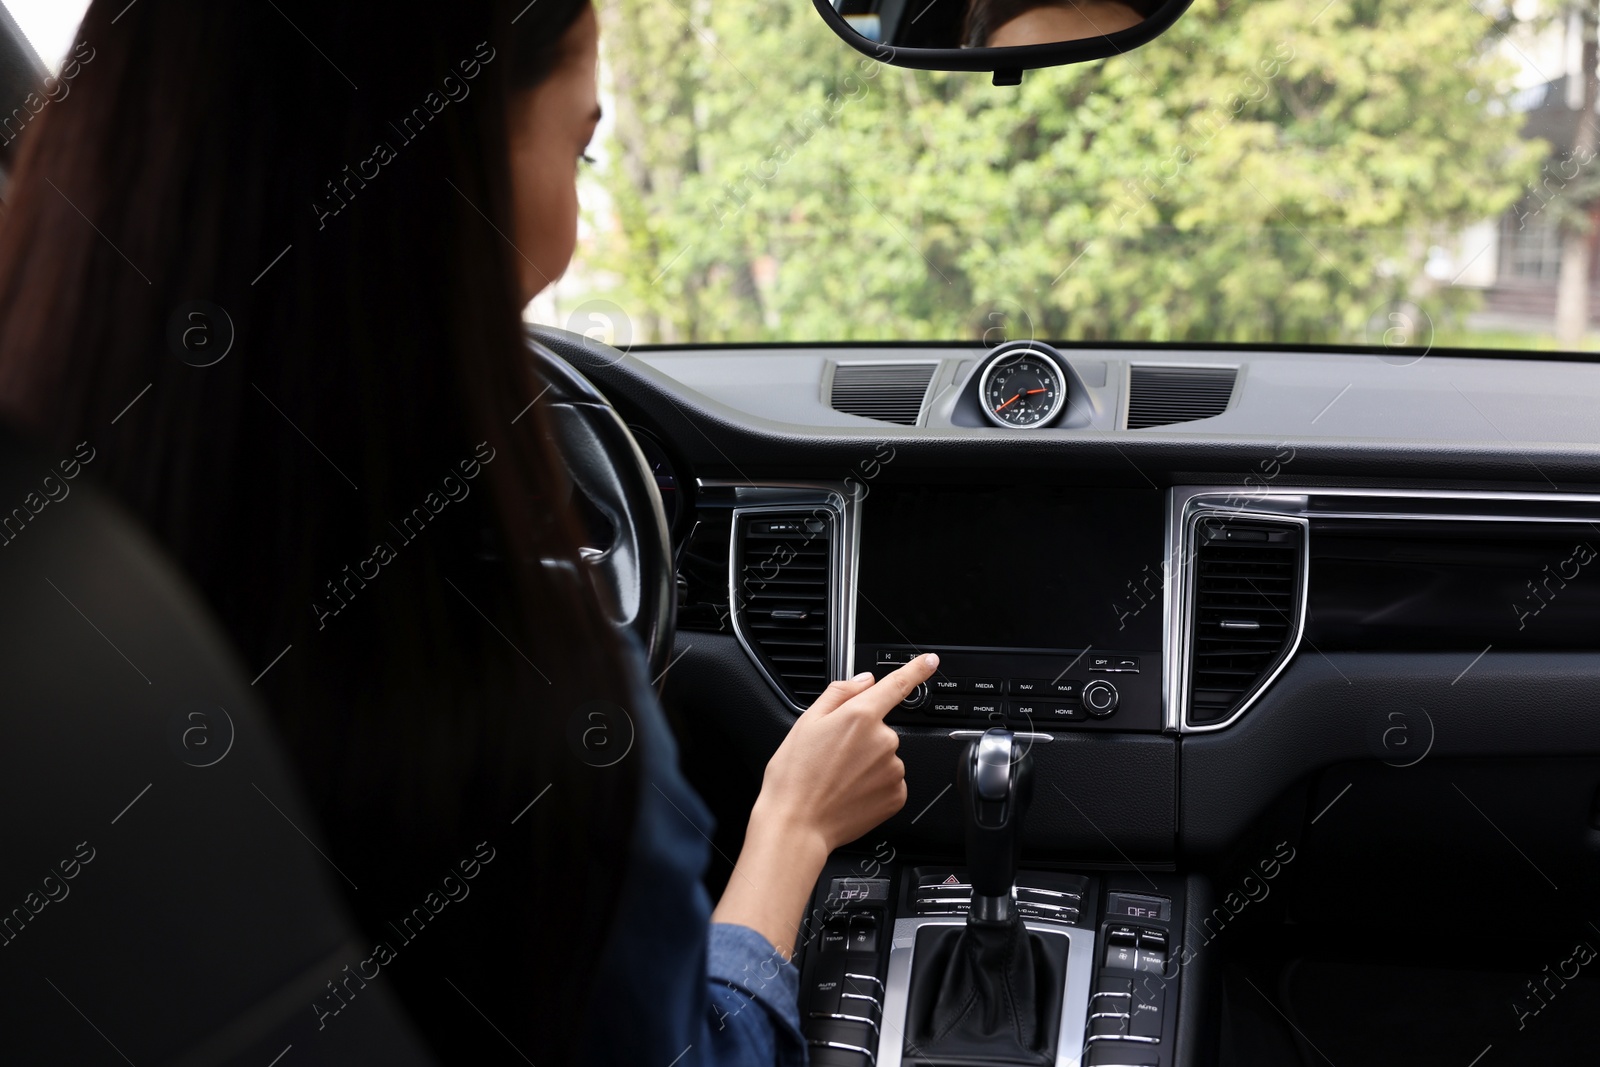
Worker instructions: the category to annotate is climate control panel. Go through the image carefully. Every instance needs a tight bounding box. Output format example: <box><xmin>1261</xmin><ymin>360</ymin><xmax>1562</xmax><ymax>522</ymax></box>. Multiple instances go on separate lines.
<box><xmin>863</xmin><ymin>645</ymin><xmax>1162</xmax><ymax>732</ymax></box>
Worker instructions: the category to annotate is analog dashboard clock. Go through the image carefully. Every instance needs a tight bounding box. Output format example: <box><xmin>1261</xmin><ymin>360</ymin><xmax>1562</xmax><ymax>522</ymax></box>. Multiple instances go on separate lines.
<box><xmin>977</xmin><ymin>342</ymin><xmax>1069</xmax><ymax>429</ymax></box>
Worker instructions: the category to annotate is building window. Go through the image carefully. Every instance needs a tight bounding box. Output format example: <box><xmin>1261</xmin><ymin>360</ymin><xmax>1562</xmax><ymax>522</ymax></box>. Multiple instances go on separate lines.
<box><xmin>1500</xmin><ymin>204</ymin><xmax>1564</xmax><ymax>282</ymax></box>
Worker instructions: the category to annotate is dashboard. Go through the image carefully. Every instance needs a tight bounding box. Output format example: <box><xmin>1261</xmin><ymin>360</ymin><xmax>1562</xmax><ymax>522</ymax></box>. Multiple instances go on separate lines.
<box><xmin>532</xmin><ymin>325</ymin><xmax>1600</xmax><ymax>875</ymax></box>
<box><xmin>526</xmin><ymin>325</ymin><xmax>1600</xmax><ymax>1063</ymax></box>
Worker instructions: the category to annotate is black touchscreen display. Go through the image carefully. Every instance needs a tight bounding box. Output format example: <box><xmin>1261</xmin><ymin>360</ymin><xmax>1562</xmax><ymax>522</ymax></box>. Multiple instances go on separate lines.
<box><xmin>855</xmin><ymin>485</ymin><xmax>1166</xmax><ymax>651</ymax></box>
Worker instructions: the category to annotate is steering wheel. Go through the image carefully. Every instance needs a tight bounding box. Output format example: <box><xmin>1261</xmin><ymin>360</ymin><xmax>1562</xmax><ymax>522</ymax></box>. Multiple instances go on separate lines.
<box><xmin>528</xmin><ymin>335</ymin><xmax>675</xmax><ymax>681</ymax></box>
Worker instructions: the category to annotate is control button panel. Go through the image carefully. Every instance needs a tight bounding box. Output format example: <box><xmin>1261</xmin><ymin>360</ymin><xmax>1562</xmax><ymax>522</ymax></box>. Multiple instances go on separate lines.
<box><xmin>803</xmin><ymin>869</ymin><xmax>891</xmax><ymax>1067</ymax></box>
<box><xmin>847</xmin><ymin>914</ymin><xmax>878</xmax><ymax>953</ymax></box>
<box><xmin>1130</xmin><ymin>979</ymin><xmax>1166</xmax><ymax>1040</ymax></box>
<box><xmin>966</xmin><ymin>697</ymin><xmax>1004</xmax><ymax>719</ymax></box>
<box><xmin>1009</xmin><ymin>700</ymin><xmax>1086</xmax><ymax>726</ymax></box>
<box><xmin>1087</xmin><ymin>883</ymin><xmax>1178</xmax><ymax>1066</ymax></box>
<box><xmin>865</xmin><ymin>645</ymin><xmax>1161</xmax><ymax>732</ymax></box>
<box><xmin>908</xmin><ymin>867</ymin><xmax>1088</xmax><ymax>925</ymax></box>
<box><xmin>1102</xmin><ymin>924</ymin><xmax>1169</xmax><ymax>973</ymax></box>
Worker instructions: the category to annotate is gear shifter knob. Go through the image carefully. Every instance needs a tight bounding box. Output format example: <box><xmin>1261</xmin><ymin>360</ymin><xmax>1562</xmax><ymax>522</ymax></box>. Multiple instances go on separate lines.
<box><xmin>956</xmin><ymin>727</ymin><xmax>1033</xmax><ymax>922</ymax></box>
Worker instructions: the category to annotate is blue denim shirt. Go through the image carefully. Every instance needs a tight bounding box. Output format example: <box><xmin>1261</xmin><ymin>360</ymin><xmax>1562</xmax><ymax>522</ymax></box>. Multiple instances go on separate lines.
<box><xmin>581</xmin><ymin>641</ymin><xmax>808</xmax><ymax>1066</ymax></box>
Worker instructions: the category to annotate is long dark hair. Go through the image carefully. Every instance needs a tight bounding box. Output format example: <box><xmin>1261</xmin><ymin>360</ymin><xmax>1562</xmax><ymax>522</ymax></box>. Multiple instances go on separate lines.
<box><xmin>0</xmin><ymin>0</ymin><xmax>635</xmax><ymax>1061</ymax></box>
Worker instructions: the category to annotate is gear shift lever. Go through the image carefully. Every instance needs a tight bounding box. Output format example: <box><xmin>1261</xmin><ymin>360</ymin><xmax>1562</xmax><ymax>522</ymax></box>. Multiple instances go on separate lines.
<box><xmin>958</xmin><ymin>727</ymin><xmax>1033</xmax><ymax>922</ymax></box>
<box><xmin>903</xmin><ymin>727</ymin><xmax>1063</xmax><ymax>1065</ymax></box>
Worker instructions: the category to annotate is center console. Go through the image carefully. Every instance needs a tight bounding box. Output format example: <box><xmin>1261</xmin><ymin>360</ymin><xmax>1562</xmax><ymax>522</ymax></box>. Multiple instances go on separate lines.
<box><xmin>798</xmin><ymin>730</ymin><xmax>1187</xmax><ymax>1067</ymax></box>
<box><xmin>761</xmin><ymin>483</ymin><xmax>1188</xmax><ymax>1063</ymax></box>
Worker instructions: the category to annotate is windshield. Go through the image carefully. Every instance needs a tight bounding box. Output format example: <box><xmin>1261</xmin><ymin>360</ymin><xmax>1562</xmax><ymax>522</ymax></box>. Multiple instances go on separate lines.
<box><xmin>535</xmin><ymin>0</ymin><xmax>1593</xmax><ymax>353</ymax></box>
<box><xmin>15</xmin><ymin>0</ymin><xmax>1580</xmax><ymax>352</ymax></box>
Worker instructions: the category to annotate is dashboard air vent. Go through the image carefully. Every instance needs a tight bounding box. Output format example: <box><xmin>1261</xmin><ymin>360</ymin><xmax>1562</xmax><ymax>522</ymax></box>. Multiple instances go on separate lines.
<box><xmin>733</xmin><ymin>510</ymin><xmax>834</xmax><ymax>705</ymax></box>
<box><xmin>829</xmin><ymin>362</ymin><xmax>937</xmax><ymax>425</ymax></box>
<box><xmin>1187</xmin><ymin>517</ymin><xmax>1303</xmax><ymax>727</ymax></box>
<box><xmin>1127</xmin><ymin>365</ymin><xmax>1237</xmax><ymax>428</ymax></box>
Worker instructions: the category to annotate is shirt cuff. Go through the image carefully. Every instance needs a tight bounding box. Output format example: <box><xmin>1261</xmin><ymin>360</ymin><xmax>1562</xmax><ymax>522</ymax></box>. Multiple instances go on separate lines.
<box><xmin>706</xmin><ymin>922</ymin><xmax>805</xmax><ymax>1044</ymax></box>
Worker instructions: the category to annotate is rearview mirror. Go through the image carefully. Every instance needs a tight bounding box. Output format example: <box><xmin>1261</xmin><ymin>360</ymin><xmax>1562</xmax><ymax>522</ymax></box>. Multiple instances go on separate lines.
<box><xmin>813</xmin><ymin>0</ymin><xmax>1192</xmax><ymax>83</ymax></box>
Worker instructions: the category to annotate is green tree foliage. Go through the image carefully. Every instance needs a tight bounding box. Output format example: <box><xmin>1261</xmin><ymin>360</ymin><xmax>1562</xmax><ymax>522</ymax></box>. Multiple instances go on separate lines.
<box><xmin>579</xmin><ymin>0</ymin><xmax>1544</xmax><ymax>343</ymax></box>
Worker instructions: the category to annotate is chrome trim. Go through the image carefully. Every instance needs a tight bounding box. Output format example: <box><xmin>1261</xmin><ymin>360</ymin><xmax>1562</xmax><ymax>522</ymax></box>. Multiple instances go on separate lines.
<box><xmin>948</xmin><ymin>730</ymin><xmax>1054</xmax><ymax>742</ymax></box>
<box><xmin>1018</xmin><ymin>901</ymin><xmax>1079</xmax><ymax>915</ymax></box>
<box><xmin>1086</xmin><ymin>1034</ymin><xmax>1159</xmax><ymax>1045</ymax></box>
<box><xmin>1161</xmin><ymin>487</ymin><xmax>1178</xmax><ymax>732</ymax></box>
<box><xmin>809</xmin><ymin>1038</ymin><xmax>875</xmax><ymax>1063</ymax></box>
<box><xmin>1167</xmin><ymin>490</ymin><xmax>1309</xmax><ymax>733</ymax></box>
<box><xmin>841</xmin><ymin>991</ymin><xmax>882</xmax><ymax>1013</ymax></box>
<box><xmin>905</xmin><ymin>906</ymin><xmax>1081</xmax><ymax>920</ymax></box>
<box><xmin>1310</xmin><ymin>508</ymin><xmax>1600</xmax><ymax>523</ymax></box>
<box><xmin>844</xmin><ymin>971</ymin><xmax>885</xmax><ymax>993</ymax></box>
<box><xmin>876</xmin><ymin>916</ymin><xmax>1094</xmax><ymax>1067</ymax></box>
<box><xmin>844</xmin><ymin>485</ymin><xmax>863</xmax><ymax>679</ymax></box>
<box><xmin>708</xmin><ymin>481</ymin><xmax>860</xmax><ymax>712</ymax></box>
<box><xmin>1167</xmin><ymin>484</ymin><xmax>1600</xmax><ymax>732</ymax></box>
<box><xmin>972</xmin><ymin>729</ymin><xmax>1015</xmax><ymax>799</ymax></box>
<box><xmin>1187</xmin><ymin>485</ymin><xmax>1600</xmax><ymax>511</ymax></box>
<box><xmin>810</xmin><ymin>1011</ymin><xmax>881</xmax><ymax>1036</ymax></box>
<box><xmin>1081</xmin><ymin>678</ymin><xmax>1121</xmax><ymax>715</ymax></box>
<box><xmin>977</xmin><ymin>346</ymin><xmax>1070</xmax><ymax>430</ymax></box>
<box><xmin>1018</xmin><ymin>886</ymin><xmax>1080</xmax><ymax>900</ymax></box>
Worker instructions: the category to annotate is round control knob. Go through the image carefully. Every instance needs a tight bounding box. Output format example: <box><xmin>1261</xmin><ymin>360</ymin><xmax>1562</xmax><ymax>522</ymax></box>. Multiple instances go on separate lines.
<box><xmin>901</xmin><ymin>682</ymin><xmax>929</xmax><ymax>710</ymax></box>
<box><xmin>1082</xmin><ymin>679</ymin><xmax>1120</xmax><ymax>717</ymax></box>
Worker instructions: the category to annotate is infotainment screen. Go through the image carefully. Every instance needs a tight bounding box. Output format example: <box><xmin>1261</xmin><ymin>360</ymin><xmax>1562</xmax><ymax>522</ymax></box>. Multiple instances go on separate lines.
<box><xmin>855</xmin><ymin>484</ymin><xmax>1166</xmax><ymax>652</ymax></box>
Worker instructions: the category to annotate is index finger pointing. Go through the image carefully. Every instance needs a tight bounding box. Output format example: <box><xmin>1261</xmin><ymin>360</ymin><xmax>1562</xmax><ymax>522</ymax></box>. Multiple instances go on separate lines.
<box><xmin>848</xmin><ymin>653</ymin><xmax>940</xmax><ymax>720</ymax></box>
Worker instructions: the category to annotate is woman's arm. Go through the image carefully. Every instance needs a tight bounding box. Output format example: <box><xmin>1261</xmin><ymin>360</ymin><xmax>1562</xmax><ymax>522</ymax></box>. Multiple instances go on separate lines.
<box><xmin>579</xmin><ymin>651</ymin><xmax>940</xmax><ymax>1066</ymax></box>
<box><xmin>711</xmin><ymin>654</ymin><xmax>939</xmax><ymax>957</ymax></box>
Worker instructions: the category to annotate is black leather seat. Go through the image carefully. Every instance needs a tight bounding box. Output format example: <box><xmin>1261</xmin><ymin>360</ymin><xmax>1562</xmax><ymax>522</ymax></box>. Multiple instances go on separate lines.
<box><xmin>0</xmin><ymin>425</ymin><xmax>436</xmax><ymax>1065</ymax></box>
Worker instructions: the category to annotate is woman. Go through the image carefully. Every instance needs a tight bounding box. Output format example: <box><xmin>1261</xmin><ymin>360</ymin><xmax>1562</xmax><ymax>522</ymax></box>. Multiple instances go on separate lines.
<box><xmin>0</xmin><ymin>0</ymin><xmax>935</xmax><ymax>1062</ymax></box>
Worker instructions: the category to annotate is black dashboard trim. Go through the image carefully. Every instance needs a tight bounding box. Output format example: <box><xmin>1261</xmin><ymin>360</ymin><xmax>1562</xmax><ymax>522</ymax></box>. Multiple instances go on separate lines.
<box><xmin>529</xmin><ymin>327</ymin><xmax>1600</xmax><ymax>490</ymax></box>
<box><xmin>619</xmin><ymin>338</ymin><xmax>1600</xmax><ymax>367</ymax></box>
<box><xmin>1179</xmin><ymin>649</ymin><xmax>1600</xmax><ymax>855</ymax></box>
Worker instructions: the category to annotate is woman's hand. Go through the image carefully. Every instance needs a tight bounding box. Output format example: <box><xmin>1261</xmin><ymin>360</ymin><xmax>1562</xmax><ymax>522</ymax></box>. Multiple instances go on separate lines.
<box><xmin>710</xmin><ymin>654</ymin><xmax>939</xmax><ymax>958</ymax></box>
<box><xmin>751</xmin><ymin>653</ymin><xmax>938</xmax><ymax>856</ymax></box>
